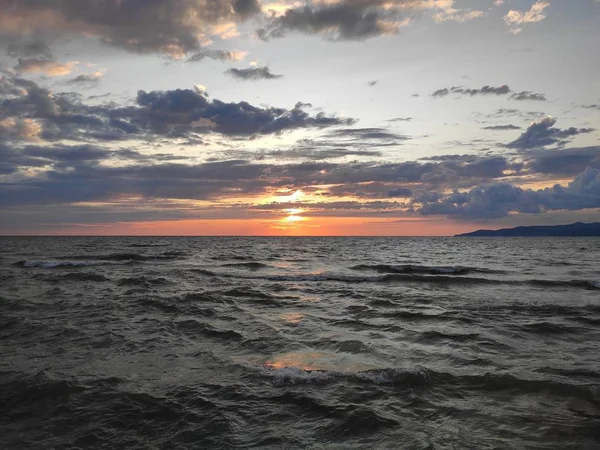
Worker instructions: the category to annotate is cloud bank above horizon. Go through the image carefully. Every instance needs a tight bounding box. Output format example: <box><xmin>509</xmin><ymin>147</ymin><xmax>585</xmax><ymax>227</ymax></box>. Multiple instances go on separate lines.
<box><xmin>1</xmin><ymin>0</ymin><xmax>599</xmax><ymax>235</ymax></box>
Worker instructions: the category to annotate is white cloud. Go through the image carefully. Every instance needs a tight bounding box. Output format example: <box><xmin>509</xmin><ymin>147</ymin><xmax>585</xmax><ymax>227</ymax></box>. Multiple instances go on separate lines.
<box><xmin>504</xmin><ymin>1</ymin><xmax>550</xmax><ymax>33</ymax></box>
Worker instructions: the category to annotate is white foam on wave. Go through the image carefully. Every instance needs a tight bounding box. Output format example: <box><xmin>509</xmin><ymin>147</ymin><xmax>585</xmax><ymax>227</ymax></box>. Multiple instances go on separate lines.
<box><xmin>263</xmin><ymin>365</ymin><xmax>431</xmax><ymax>386</ymax></box>
<box><xmin>268</xmin><ymin>367</ymin><xmax>331</xmax><ymax>385</ymax></box>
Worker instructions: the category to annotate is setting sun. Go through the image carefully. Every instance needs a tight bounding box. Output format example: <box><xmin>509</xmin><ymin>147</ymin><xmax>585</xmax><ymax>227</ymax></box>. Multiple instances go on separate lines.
<box><xmin>283</xmin><ymin>215</ymin><xmax>304</xmax><ymax>222</ymax></box>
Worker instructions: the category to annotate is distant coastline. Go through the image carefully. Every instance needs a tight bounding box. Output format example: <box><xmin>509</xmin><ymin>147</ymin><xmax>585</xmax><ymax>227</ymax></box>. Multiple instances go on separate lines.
<box><xmin>456</xmin><ymin>222</ymin><xmax>600</xmax><ymax>237</ymax></box>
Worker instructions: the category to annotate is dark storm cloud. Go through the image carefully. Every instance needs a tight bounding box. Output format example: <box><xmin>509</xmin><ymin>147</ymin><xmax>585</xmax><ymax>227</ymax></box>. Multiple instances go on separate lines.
<box><xmin>506</xmin><ymin>117</ymin><xmax>594</xmax><ymax>150</ymax></box>
<box><xmin>525</xmin><ymin>146</ymin><xmax>600</xmax><ymax>176</ymax></box>
<box><xmin>417</xmin><ymin>167</ymin><xmax>600</xmax><ymax>219</ymax></box>
<box><xmin>0</xmin><ymin>142</ymin><xmax>189</xmax><ymax>175</ymax></box>
<box><xmin>0</xmin><ymin>152</ymin><xmax>527</xmax><ymax>209</ymax></box>
<box><xmin>483</xmin><ymin>124</ymin><xmax>521</xmax><ymax>130</ymax></box>
<box><xmin>0</xmin><ymin>0</ymin><xmax>261</xmax><ymax>57</ymax></box>
<box><xmin>257</xmin><ymin>1</ymin><xmax>403</xmax><ymax>41</ymax></box>
<box><xmin>0</xmin><ymin>159</ymin><xmax>273</xmax><ymax>208</ymax></box>
<box><xmin>432</xmin><ymin>85</ymin><xmax>546</xmax><ymax>101</ymax></box>
<box><xmin>0</xmin><ymin>75</ymin><xmax>353</xmax><ymax>142</ymax></box>
<box><xmin>304</xmin><ymin>156</ymin><xmax>521</xmax><ymax>188</ymax></box>
<box><xmin>226</xmin><ymin>66</ymin><xmax>283</xmax><ymax>80</ymax></box>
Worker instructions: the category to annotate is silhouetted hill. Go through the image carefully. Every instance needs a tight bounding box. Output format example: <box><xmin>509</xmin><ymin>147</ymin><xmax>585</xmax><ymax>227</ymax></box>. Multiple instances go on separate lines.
<box><xmin>456</xmin><ymin>222</ymin><xmax>600</xmax><ymax>237</ymax></box>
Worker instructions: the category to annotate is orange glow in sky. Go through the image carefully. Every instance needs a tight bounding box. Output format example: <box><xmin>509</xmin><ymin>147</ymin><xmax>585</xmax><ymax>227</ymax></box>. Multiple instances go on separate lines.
<box><xmin>11</xmin><ymin>216</ymin><xmax>491</xmax><ymax>236</ymax></box>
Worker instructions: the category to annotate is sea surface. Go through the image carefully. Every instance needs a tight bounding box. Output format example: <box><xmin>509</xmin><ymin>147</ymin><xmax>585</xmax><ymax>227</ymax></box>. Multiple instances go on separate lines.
<box><xmin>1</xmin><ymin>236</ymin><xmax>599</xmax><ymax>449</ymax></box>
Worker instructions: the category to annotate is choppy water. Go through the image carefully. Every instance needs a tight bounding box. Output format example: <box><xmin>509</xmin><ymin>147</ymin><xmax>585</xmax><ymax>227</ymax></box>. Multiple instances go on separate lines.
<box><xmin>1</xmin><ymin>236</ymin><xmax>599</xmax><ymax>449</ymax></box>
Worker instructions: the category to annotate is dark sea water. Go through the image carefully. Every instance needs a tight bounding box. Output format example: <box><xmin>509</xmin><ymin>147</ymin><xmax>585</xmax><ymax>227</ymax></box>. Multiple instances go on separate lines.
<box><xmin>1</xmin><ymin>237</ymin><xmax>599</xmax><ymax>449</ymax></box>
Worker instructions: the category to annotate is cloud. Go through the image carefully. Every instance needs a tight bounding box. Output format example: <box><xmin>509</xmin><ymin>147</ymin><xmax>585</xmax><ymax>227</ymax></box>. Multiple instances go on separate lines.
<box><xmin>387</xmin><ymin>187</ymin><xmax>413</xmax><ymax>197</ymax></box>
<box><xmin>506</xmin><ymin>117</ymin><xmax>594</xmax><ymax>150</ymax></box>
<box><xmin>504</xmin><ymin>1</ymin><xmax>550</xmax><ymax>33</ymax></box>
<box><xmin>257</xmin><ymin>2</ymin><xmax>406</xmax><ymax>41</ymax></box>
<box><xmin>187</xmin><ymin>49</ymin><xmax>248</xmax><ymax>63</ymax></box>
<box><xmin>6</xmin><ymin>39</ymin><xmax>53</xmax><ymax>58</ymax></box>
<box><xmin>226</xmin><ymin>66</ymin><xmax>283</xmax><ymax>80</ymax></box>
<box><xmin>367</xmin><ymin>80</ymin><xmax>378</xmax><ymax>87</ymax></box>
<box><xmin>0</xmin><ymin>117</ymin><xmax>42</xmax><ymax>142</ymax></box>
<box><xmin>432</xmin><ymin>84</ymin><xmax>546</xmax><ymax>102</ymax></box>
<box><xmin>483</xmin><ymin>124</ymin><xmax>521</xmax><ymax>130</ymax></box>
<box><xmin>0</xmin><ymin>75</ymin><xmax>353</xmax><ymax>142</ymax></box>
<box><xmin>432</xmin><ymin>9</ymin><xmax>484</xmax><ymax>24</ymax></box>
<box><xmin>0</xmin><ymin>0</ymin><xmax>261</xmax><ymax>58</ymax></box>
<box><xmin>0</xmin><ymin>147</ymin><xmax>525</xmax><ymax>209</ymax></box>
<box><xmin>14</xmin><ymin>58</ymin><xmax>78</xmax><ymax>76</ymax></box>
<box><xmin>67</xmin><ymin>71</ymin><xmax>105</xmax><ymax>86</ymax></box>
<box><xmin>433</xmin><ymin>85</ymin><xmax>511</xmax><ymax>97</ymax></box>
<box><xmin>257</xmin><ymin>1</ymin><xmax>484</xmax><ymax>41</ymax></box>
<box><xmin>386</xmin><ymin>117</ymin><xmax>412</xmax><ymax>122</ymax></box>
<box><xmin>325</xmin><ymin>127</ymin><xmax>409</xmax><ymax>141</ymax></box>
<box><xmin>432</xmin><ymin>88</ymin><xmax>450</xmax><ymax>97</ymax></box>
<box><xmin>417</xmin><ymin>167</ymin><xmax>600</xmax><ymax>220</ymax></box>
<box><xmin>510</xmin><ymin>91</ymin><xmax>546</xmax><ymax>101</ymax></box>
<box><xmin>324</xmin><ymin>182</ymin><xmax>411</xmax><ymax>199</ymax></box>
<box><xmin>257</xmin><ymin>147</ymin><xmax>382</xmax><ymax>161</ymax></box>
<box><xmin>525</xmin><ymin>146</ymin><xmax>600</xmax><ymax>176</ymax></box>
<box><xmin>483</xmin><ymin>108</ymin><xmax>547</xmax><ymax>120</ymax></box>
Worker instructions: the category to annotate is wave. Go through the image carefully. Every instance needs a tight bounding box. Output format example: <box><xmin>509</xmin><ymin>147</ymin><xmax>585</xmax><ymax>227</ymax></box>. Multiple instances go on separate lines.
<box><xmin>418</xmin><ymin>330</ymin><xmax>481</xmax><ymax>342</ymax></box>
<box><xmin>45</xmin><ymin>272</ymin><xmax>110</xmax><ymax>282</ymax></box>
<box><xmin>174</xmin><ymin>319</ymin><xmax>243</xmax><ymax>341</ymax></box>
<box><xmin>308</xmin><ymin>338</ymin><xmax>381</xmax><ymax>355</ymax></box>
<box><xmin>190</xmin><ymin>268</ymin><xmax>218</xmax><ymax>276</ymax></box>
<box><xmin>527</xmin><ymin>279</ymin><xmax>600</xmax><ymax>290</ymax></box>
<box><xmin>351</xmin><ymin>263</ymin><xmax>501</xmax><ymax>275</ymax></box>
<box><xmin>56</xmin><ymin>251</ymin><xmax>186</xmax><ymax>261</ymax></box>
<box><xmin>126</xmin><ymin>243</ymin><xmax>168</xmax><ymax>248</ymax></box>
<box><xmin>535</xmin><ymin>367</ymin><xmax>600</xmax><ymax>379</ymax></box>
<box><xmin>210</xmin><ymin>255</ymin><xmax>253</xmax><ymax>261</ymax></box>
<box><xmin>261</xmin><ymin>366</ymin><xmax>600</xmax><ymax>401</ymax></box>
<box><xmin>199</xmin><ymin>269</ymin><xmax>600</xmax><ymax>290</ymax></box>
<box><xmin>13</xmin><ymin>260</ymin><xmax>136</xmax><ymax>268</ymax></box>
<box><xmin>519</xmin><ymin>321</ymin><xmax>580</xmax><ymax>334</ymax></box>
<box><xmin>0</xmin><ymin>371</ymin><xmax>232</xmax><ymax>449</ymax></box>
<box><xmin>323</xmin><ymin>406</ymin><xmax>399</xmax><ymax>437</ymax></box>
<box><xmin>219</xmin><ymin>262</ymin><xmax>271</xmax><ymax>270</ymax></box>
<box><xmin>117</xmin><ymin>276</ymin><xmax>173</xmax><ymax>287</ymax></box>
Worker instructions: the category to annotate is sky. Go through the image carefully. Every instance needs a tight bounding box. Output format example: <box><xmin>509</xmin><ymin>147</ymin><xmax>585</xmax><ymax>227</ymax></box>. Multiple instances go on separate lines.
<box><xmin>0</xmin><ymin>0</ymin><xmax>599</xmax><ymax>236</ymax></box>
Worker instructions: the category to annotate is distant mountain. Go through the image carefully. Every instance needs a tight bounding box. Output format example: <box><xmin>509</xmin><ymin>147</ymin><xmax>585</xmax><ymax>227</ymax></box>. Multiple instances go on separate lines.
<box><xmin>456</xmin><ymin>222</ymin><xmax>600</xmax><ymax>237</ymax></box>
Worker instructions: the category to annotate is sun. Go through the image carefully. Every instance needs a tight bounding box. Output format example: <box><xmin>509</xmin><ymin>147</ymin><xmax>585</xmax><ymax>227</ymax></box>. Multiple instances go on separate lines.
<box><xmin>283</xmin><ymin>215</ymin><xmax>304</xmax><ymax>222</ymax></box>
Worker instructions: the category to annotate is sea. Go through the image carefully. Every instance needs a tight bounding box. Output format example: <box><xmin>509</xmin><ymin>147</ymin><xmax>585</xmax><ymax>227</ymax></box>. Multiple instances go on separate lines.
<box><xmin>1</xmin><ymin>236</ymin><xmax>599</xmax><ymax>449</ymax></box>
